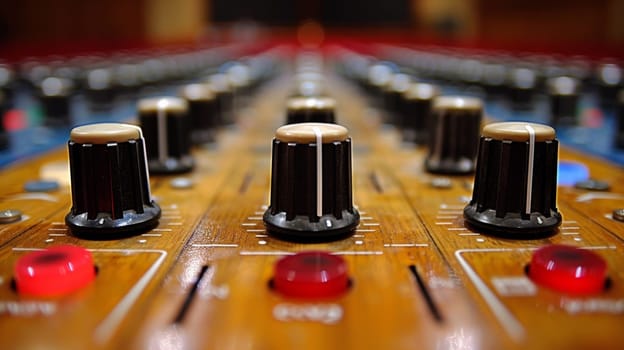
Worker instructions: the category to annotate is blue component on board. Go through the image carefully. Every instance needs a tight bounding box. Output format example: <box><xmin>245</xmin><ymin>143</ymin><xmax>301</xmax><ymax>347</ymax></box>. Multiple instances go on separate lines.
<box><xmin>24</xmin><ymin>180</ymin><xmax>60</xmax><ymax>192</ymax></box>
<box><xmin>558</xmin><ymin>161</ymin><xmax>589</xmax><ymax>186</ymax></box>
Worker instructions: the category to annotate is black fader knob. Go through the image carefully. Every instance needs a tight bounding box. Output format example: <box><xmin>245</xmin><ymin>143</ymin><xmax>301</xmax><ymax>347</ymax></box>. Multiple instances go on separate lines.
<box><xmin>39</xmin><ymin>76</ymin><xmax>74</xmax><ymax>126</ymax></box>
<box><xmin>507</xmin><ymin>67</ymin><xmax>537</xmax><ymax>109</ymax></box>
<box><xmin>616</xmin><ymin>89</ymin><xmax>624</xmax><ymax>149</ymax></box>
<box><xmin>113</xmin><ymin>63</ymin><xmax>141</xmax><ymax>99</ymax></box>
<box><xmin>138</xmin><ymin>97</ymin><xmax>194</xmax><ymax>174</ymax></box>
<box><xmin>382</xmin><ymin>73</ymin><xmax>411</xmax><ymax>123</ymax></box>
<box><xmin>263</xmin><ymin>123</ymin><xmax>360</xmax><ymax>241</ymax></box>
<box><xmin>464</xmin><ymin>122</ymin><xmax>562</xmax><ymax>236</ymax></box>
<box><xmin>65</xmin><ymin>123</ymin><xmax>161</xmax><ymax>237</ymax></box>
<box><xmin>286</xmin><ymin>96</ymin><xmax>336</xmax><ymax>124</ymax></box>
<box><xmin>85</xmin><ymin>67</ymin><xmax>115</xmax><ymax>110</ymax></box>
<box><xmin>481</xmin><ymin>62</ymin><xmax>508</xmax><ymax>96</ymax></box>
<box><xmin>548</xmin><ymin>76</ymin><xmax>580</xmax><ymax>126</ymax></box>
<box><xmin>0</xmin><ymin>63</ymin><xmax>15</xmax><ymax>110</ymax></box>
<box><xmin>596</xmin><ymin>63</ymin><xmax>622</xmax><ymax>106</ymax></box>
<box><xmin>208</xmin><ymin>74</ymin><xmax>235</xmax><ymax>125</ymax></box>
<box><xmin>180</xmin><ymin>83</ymin><xmax>218</xmax><ymax>144</ymax></box>
<box><xmin>425</xmin><ymin>96</ymin><xmax>483</xmax><ymax>174</ymax></box>
<box><xmin>0</xmin><ymin>106</ymin><xmax>8</xmax><ymax>150</ymax></box>
<box><xmin>400</xmin><ymin>83</ymin><xmax>439</xmax><ymax>145</ymax></box>
<box><xmin>594</xmin><ymin>62</ymin><xmax>624</xmax><ymax>108</ymax></box>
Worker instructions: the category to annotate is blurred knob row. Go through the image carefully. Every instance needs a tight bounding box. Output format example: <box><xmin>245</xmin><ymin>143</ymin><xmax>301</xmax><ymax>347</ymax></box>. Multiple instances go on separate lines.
<box><xmin>0</xmin><ymin>45</ymin><xmax>284</xmax><ymax>151</ymax></box>
<box><xmin>334</xmin><ymin>47</ymin><xmax>624</xmax><ymax>150</ymax></box>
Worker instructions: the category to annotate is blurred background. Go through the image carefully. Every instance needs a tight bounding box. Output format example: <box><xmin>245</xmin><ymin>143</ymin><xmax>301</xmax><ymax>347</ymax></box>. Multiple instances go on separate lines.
<box><xmin>1</xmin><ymin>0</ymin><xmax>623</xmax><ymax>56</ymax></box>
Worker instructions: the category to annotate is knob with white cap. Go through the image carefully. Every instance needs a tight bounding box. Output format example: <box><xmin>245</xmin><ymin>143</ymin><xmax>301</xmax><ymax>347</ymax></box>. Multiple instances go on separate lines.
<box><xmin>65</xmin><ymin>123</ymin><xmax>161</xmax><ymax>237</ymax></box>
<box><xmin>425</xmin><ymin>96</ymin><xmax>483</xmax><ymax>174</ymax></box>
<box><xmin>548</xmin><ymin>76</ymin><xmax>580</xmax><ymax>126</ymax></box>
<box><xmin>400</xmin><ymin>82</ymin><xmax>439</xmax><ymax>145</ymax></box>
<box><xmin>39</xmin><ymin>76</ymin><xmax>74</xmax><ymax>126</ymax></box>
<box><xmin>138</xmin><ymin>97</ymin><xmax>194</xmax><ymax>174</ymax></box>
<box><xmin>464</xmin><ymin>122</ymin><xmax>562</xmax><ymax>235</ymax></box>
<box><xmin>179</xmin><ymin>83</ymin><xmax>218</xmax><ymax>145</ymax></box>
<box><xmin>286</xmin><ymin>96</ymin><xmax>336</xmax><ymax>124</ymax></box>
<box><xmin>263</xmin><ymin>123</ymin><xmax>359</xmax><ymax>241</ymax></box>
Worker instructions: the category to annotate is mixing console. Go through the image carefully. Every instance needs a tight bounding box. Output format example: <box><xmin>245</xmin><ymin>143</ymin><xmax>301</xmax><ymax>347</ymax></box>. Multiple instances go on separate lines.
<box><xmin>0</xmin><ymin>43</ymin><xmax>623</xmax><ymax>350</ymax></box>
<box><xmin>373</xmin><ymin>45</ymin><xmax>624</xmax><ymax>166</ymax></box>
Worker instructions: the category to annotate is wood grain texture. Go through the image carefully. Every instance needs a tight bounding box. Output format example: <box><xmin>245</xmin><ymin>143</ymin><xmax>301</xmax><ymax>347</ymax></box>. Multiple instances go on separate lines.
<box><xmin>0</xmin><ymin>68</ymin><xmax>622</xmax><ymax>350</ymax></box>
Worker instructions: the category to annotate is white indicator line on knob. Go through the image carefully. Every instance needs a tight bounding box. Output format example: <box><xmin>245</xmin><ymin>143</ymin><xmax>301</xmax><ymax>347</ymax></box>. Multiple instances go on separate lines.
<box><xmin>131</xmin><ymin>124</ymin><xmax>153</xmax><ymax>199</ymax></box>
<box><xmin>313</xmin><ymin>126</ymin><xmax>323</xmax><ymax>218</ymax></box>
<box><xmin>157</xmin><ymin>98</ymin><xmax>169</xmax><ymax>164</ymax></box>
<box><xmin>524</xmin><ymin>125</ymin><xmax>535</xmax><ymax>216</ymax></box>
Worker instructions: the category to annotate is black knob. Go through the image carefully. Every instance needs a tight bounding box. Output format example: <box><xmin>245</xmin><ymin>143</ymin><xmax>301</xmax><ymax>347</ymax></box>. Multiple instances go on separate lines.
<box><xmin>113</xmin><ymin>63</ymin><xmax>141</xmax><ymax>99</ymax></box>
<box><xmin>138</xmin><ymin>97</ymin><xmax>194</xmax><ymax>174</ymax></box>
<box><xmin>595</xmin><ymin>63</ymin><xmax>622</xmax><ymax>106</ymax></box>
<box><xmin>464</xmin><ymin>122</ymin><xmax>562</xmax><ymax>236</ymax></box>
<box><xmin>0</xmin><ymin>63</ymin><xmax>15</xmax><ymax>110</ymax></box>
<box><xmin>616</xmin><ymin>89</ymin><xmax>624</xmax><ymax>149</ymax></box>
<box><xmin>507</xmin><ymin>67</ymin><xmax>537</xmax><ymax>109</ymax></box>
<box><xmin>399</xmin><ymin>83</ymin><xmax>439</xmax><ymax>145</ymax></box>
<box><xmin>24</xmin><ymin>63</ymin><xmax>52</xmax><ymax>89</ymax></box>
<box><xmin>65</xmin><ymin>123</ymin><xmax>161</xmax><ymax>237</ymax></box>
<box><xmin>39</xmin><ymin>77</ymin><xmax>73</xmax><ymax>126</ymax></box>
<box><xmin>286</xmin><ymin>96</ymin><xmax>336</xmax><ymax>124</ymax></box>
<box><xmin>548</xmin><ymin>76</ymin><xmax>580</xmax><ymax>125</ymax></box>
<box><xmin>481</xmin><ymin>62</ymin><xmax>508</xmax><ymax>96</ymax></box>
<box><xmin>208</xmin><ymin>74</ymin><xmax>235</xmax><ymax>125</ymax></box>
<box><xmin>425</xmin><ymin>96</ymin><xmax>483</xmax><ymax>174</ymax></box>
<box><xmin>85</xmin><ymin>67</ymin><xmax>115</xmax><ymax>110</ymax></box>
<box><xmin>54</xmin><ymin>65</ymin><xmax>82</xmax><ymax>84</ymax></box>
<box><xmin>263</xmin><ymin>123</ymin><xmax>360</xmax><ymax>241</ymax></box>
<box><xmin>382</xmin><ymin>73</ymin><xmax>411</xmax><ymax>124</ymax></box>
<box><xmin>226</xmin><ymin>62</ymin><xmax>252</xmax><ymax>96</ymax></box>
<box><xmin>366</xmin><ymin>62</ymin><xmax>394</xmax><ymax>102</ymax></box>
<box><xmin>180</xmin><ymin>83</ymin><xmax>218</xmax><ymax>144</ymax></box>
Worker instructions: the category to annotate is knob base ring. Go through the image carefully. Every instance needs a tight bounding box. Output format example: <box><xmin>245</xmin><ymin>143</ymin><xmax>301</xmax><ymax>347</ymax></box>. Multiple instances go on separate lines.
<box><xmin>463</xmin><ymin>205</ymin><xmax>561</xmax><ymax>237</ymax></box>
<box><xmin>263</xmin><ymin>210</ymin><xmax>360</xmax><ymax>242</ymax></box>
<box><xmin>65</xmin><ymin>202</ymin><xmax>161</xmax><ymax>239</ymax></box>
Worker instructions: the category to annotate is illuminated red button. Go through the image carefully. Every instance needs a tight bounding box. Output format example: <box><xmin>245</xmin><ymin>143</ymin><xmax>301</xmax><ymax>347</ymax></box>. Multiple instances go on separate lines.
<box><xmin>273</xmin><ymin>251</ymin><xmax>349</xmax><ymax>299</ymax></box>
<box><xmin>528</xmin><ymin>244</ymin><xmax>607</xmax><ymax>295</ymax></box>
<box><xmin>14</xmin><ymin>245</ymin><xmax>96</xmax><ymax>297</ymax></box>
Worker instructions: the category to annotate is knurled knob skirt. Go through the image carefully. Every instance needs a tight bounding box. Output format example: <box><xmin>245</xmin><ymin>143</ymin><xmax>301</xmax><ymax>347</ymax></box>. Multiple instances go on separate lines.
<box><xmin>180</xmin><ymin>83</ymin><xmax>218</xmax><ymax>145</ymax></box>
<box><xmin>263</xmin><ymin>127</ymin><xmax>359</xmax><ymax>241</ymax></box>
<box><xmin>139</xmin><ymin>97</ymin><xmax>194</xmax><ymax>174</ymax></box>
<box><xmin>463</xmin><ymin>122</ymin><xmax>562</xmax><ymax>236</ymax></box>
<box><xmin>425</xmin><ymin>96</ymin><xmax>482</xmax><ymax>174</ymax></box>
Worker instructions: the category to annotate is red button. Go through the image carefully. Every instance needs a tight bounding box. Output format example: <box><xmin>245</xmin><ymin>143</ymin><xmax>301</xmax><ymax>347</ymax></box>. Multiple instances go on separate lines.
<box><xmin>14</xmin><ymin>245</ymin><xmax>96</xmax><ymax>297</ymax></box>
<box><xmin>528</xmin><ymin>244</ymin><xmax>607</xmax><ymax>295</ymax></box>
<box><xmin>273</xmin><ymin>251</ymin><xmax>349</xmax><ymax>299</ymax></box>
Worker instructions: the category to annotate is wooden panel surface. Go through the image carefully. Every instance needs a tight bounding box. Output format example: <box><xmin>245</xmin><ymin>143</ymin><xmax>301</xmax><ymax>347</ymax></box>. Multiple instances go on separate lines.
<box><xmin>0</xmin><ymin>61</ymin><xmax>623</xmax><ymax>350</ymax></box>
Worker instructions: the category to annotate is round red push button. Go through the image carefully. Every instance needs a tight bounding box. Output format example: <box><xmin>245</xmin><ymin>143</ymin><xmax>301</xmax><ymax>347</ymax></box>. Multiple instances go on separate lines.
<box><xmin>528</xmin><ymin>244</ymin><xmax>607</xmax><ymax>295</ymax></box>
<box><xmin>14</xmin><ymin>245</ymin><xmax>96</xmax><ymax>297</ymax></box>
<box><xmin>273</xmin><ymin>251</ymin><xmax>349</xmax><ymax>299</ymax></box>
